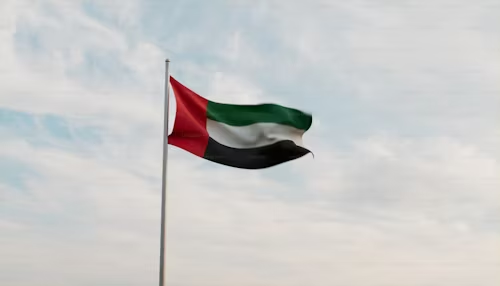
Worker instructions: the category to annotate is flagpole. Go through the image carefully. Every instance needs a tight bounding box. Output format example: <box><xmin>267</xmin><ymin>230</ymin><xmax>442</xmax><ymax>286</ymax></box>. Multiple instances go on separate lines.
<box><xmin>159</xmin><ymin>59</ymin><xmax>170</xmax><ymax>286</ymax></box>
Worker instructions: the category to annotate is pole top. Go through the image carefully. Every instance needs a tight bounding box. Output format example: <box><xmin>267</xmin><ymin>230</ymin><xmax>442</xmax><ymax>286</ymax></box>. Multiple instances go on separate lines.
<box><xmin>166</xmin><ymin>58</ymin><xmax>170</xmax><ymax>62</ymax></box>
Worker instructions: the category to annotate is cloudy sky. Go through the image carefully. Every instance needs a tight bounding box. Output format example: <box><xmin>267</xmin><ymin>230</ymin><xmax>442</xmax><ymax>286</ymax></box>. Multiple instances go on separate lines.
<box><xmin>1</xmin><ymin>0</ymin><xmax>499</xmax><ymax>285</ymax></box>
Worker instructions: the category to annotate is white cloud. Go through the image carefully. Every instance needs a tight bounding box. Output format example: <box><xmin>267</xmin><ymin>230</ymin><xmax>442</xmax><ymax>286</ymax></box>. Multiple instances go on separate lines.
<box><xmin>299</xmin><ymin>136</ymin><xmax>500</xmax><ymax>219</ymax></box>
<box><xmin>0</xmin><ymin>0</ymin><xmax>162</xmax><ymax>134</ymax></box>
<box><xmin>1</xmin><ymin>135</ymin><xmax>499</xmax><ymax>286</ymax></box>
<box><xmin>251</xmin><ymin>0</ymin><xmax>500</xmax><ymax>151</ymax></box>
<box><xmin>208</xmin><ymin>72</ymin><xmax>266</xmax><ymax>104</ymax></box>
<box><xmin>0</xmin><ymin>0</ymin><xmax>499</xmax><ymax>285</ymax></box>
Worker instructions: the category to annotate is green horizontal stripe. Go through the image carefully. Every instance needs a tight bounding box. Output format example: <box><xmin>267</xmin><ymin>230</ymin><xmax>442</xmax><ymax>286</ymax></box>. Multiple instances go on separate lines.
<box><xmin>206</xmin><ymin>101</ymin><xmax>312</xmax><ymax>130</ymax></box>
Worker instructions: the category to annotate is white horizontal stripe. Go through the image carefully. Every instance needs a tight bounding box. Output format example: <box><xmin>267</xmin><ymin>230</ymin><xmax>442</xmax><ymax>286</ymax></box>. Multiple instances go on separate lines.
<box><xmin>207</xmin><ymin>119</ymin><xmax>305</xmax><ymax>149</ymax></box>
<box><xmin>167</xmin><ymin>81</ymin><xmax>177</xmax><ymax>136</ymax></box>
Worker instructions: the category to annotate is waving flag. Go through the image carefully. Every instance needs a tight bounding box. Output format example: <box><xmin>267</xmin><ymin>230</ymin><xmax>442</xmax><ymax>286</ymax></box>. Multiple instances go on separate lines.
<box><xmin>168</xmin><ymin>76</ymin><xmax>312</xmax><ymax>169</ymax></box>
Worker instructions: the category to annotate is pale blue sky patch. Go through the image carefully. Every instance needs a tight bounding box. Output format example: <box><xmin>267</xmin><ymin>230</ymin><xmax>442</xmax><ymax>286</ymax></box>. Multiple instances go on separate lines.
<box><xmin>0</xmin><ymin>109</ymin><xmax>103</xmax><ymax>146</ymax></box>
<box><xmin>0</xmin><ymin>157</ymin><xmax>38</xmax><ymax>190</ymax></box>
<box><xmin>67</xmin><ymin>50</ymin><xmax>138</xmax><ymax>86</ymax></box>
<box><xmin>0</xmin><ymin>109</ymin><xmax>38</xmax><ymax>139</ymax></box>
<box><xmin>40</xmin><ymin>114</ymin><xmax>73</xmax><ymax>140</ymax></box>
<box><xmin>13</xmin><ymin>23</ymin><xmax>43</xmax><ymax>56</ymax></box>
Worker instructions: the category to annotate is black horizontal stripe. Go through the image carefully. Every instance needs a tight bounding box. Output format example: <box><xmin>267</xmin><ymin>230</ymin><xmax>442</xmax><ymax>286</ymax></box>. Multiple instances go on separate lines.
<box><xmin>203</xmin><ymin>137</ymin><xmax>311</xmax><ymax>169</ymax></box>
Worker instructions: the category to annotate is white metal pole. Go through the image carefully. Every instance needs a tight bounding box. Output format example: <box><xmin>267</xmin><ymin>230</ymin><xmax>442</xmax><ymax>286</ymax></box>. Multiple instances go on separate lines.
<box><xmin>159</xmin><ymin>59</ymin><xmax>170</xmax><ymax>286</ymax></box>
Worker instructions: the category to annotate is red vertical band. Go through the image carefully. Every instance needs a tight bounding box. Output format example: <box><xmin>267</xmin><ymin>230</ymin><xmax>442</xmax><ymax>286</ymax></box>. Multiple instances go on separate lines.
<box><xmin>168</xmin><ymin>77</ymin><xmax>209</xmax><ymax>157</ymax></box>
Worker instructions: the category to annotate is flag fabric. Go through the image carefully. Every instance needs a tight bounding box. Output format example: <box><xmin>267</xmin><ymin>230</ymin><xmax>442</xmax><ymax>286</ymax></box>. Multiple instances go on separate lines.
<box><xmin>168</xmin><ymin>76</ymin><xmax>312</xmax><ymax>169</ymax></box>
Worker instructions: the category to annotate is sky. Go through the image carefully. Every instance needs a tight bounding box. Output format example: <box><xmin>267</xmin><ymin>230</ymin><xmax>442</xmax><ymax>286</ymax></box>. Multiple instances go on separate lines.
<box><xmin>0</xmin><ymin>0</ymin><xmax>499</xmax><ymax>285</ymax></box>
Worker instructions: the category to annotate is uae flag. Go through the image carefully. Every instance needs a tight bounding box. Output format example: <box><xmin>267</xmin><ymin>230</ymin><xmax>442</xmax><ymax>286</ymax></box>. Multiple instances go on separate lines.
<box><xmin>168</xmin><ymin>77</ymin><xmax>312</xmax><ymax>169</ymax></box>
